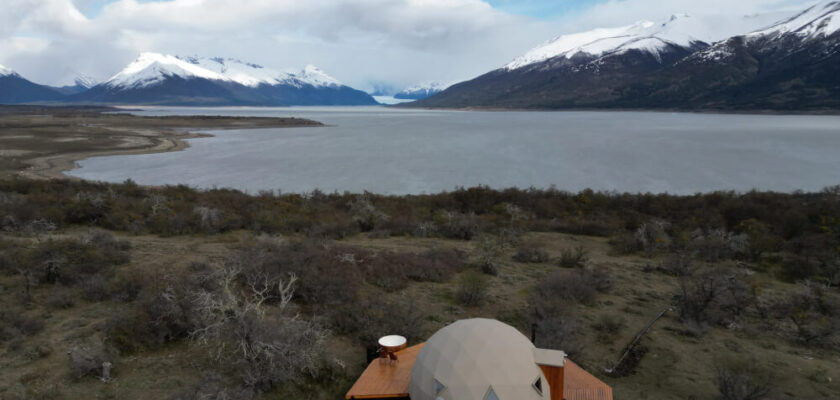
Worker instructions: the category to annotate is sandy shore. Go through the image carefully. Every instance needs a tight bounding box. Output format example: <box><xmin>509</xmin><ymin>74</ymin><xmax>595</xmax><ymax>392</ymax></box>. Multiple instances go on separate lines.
<box><xmin>0</xmin><ymin>106</ymin><xmax>323</xmax><ymax>180</ymax></box>
<box><xmin>18</xmin><ymin>129</ymin><xmax>208</xmax><ymax>181</ymax></box>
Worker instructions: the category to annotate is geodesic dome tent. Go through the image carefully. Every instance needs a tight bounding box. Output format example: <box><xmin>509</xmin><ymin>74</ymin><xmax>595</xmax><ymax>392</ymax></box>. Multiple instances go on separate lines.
<box><xmin>409</xmin><ymin>318</ymin><xmax>550</xmax><ymax>400</ymax></box>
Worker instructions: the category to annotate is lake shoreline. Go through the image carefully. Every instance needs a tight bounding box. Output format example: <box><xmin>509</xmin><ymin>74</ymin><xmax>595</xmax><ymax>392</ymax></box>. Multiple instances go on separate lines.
<box><xmin>392</xmin><ymin>104</ymin><xmax>840</xmax><ymax>116</ymax></box>
<box><xmin>19</xmin><ymin>130</ymin><xmax>210</xmax><ymax>181</ymax></box>
<box><xmin>0</xmin><ymin>105</ymin><xmax>323</xmax><ymax>181</ymax></box>
<box><xmin>65</xmin><ymin>107</ymin><xmax>840</xmax><ymax>195</ymax></box>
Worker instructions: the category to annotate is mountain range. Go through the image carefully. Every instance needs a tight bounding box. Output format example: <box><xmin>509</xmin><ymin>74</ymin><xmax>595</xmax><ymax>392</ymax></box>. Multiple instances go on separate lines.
<box><xmin>3</xmin><ymin>1</ymin><xmax>840</xmax><ymax>110</ymax></box>
<box><xmin>0</xmin><ymin>65</ymin><xmax>65</xmax><ymax>104</ymax></box>
<box><xmin>0</xmin><ymin>54</ymin><xmax>377</xmax><ymax>106</ymax></box>
<box><xmin>394</xmin><ymin>82</ymin><xmax>449</xmax><ymax>100</ymax></box>
<box><xmin>411</xmin><ymin>0</ymin><xmax>840</xmax><ymax>111</ymax></box>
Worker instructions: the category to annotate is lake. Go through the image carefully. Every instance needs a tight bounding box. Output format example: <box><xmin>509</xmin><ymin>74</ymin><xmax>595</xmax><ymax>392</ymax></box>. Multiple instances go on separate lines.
<box><xmin>68</xmin><ymin>107</ymin><xmax>840</xmax><ymax>195</ymax></box>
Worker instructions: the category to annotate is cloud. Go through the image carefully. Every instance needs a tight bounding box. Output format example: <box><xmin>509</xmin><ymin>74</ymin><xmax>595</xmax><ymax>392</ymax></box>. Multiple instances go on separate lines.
<box><xmin>0</xmin><ymin>0</ymin><xmax>817</xmax><ymax>89</ymax></box>
<box><xmin>552</xmin><ymin>0</ymin><xmax>811</xmax><ymax>32</ymax></box>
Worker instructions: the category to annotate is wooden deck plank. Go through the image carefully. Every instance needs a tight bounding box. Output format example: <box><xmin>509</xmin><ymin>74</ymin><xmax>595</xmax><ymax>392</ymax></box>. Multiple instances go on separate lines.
<box><xmin>345</xmin><ymin>343</ymin><xmax>425</xmax><ymax>399</ymax></box>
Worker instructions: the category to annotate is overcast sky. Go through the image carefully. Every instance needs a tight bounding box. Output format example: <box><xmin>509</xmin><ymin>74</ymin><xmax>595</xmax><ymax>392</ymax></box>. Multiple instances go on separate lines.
<box><xmin>0</xmin><ymin>0</ymin><xmax>816</xmax><ymax>91</ymax></box>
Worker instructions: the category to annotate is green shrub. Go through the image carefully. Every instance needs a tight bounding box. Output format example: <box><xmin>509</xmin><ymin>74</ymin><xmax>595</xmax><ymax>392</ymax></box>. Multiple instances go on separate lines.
<box><xmin>0</xmin><ymin>308</ymin><xmax>44</xmax><ymax>342</ymax></box>
<box><xmin>46</xmin><ymin>288</ymin><xmax>75</xmax><ymax>309</ymax></box>
<box><xmin>558</xmin><ymin>246</ymin><xmax>589</xmax><ymax>268</ymax></box>
<box><xmin>104</xmin><ymin>286</ymin><xmax>195</xmax><ymax>354</ymax></box>
<box><xmin>80</xmin><ymin>274</ymin><xmax>107</xmax><ymax>302</ymax></box>
<box><xmin>405</xmin><ymin>247</ymin><xmax>465</xmax><ymax>283</ymax></box>
<box><xmin>608</xmin><ymin>232</ymin><xmax>641</xmax><ymax>255</ymax></box>
<box><xmin>455</xmin><ymin>271</ymin><xmax>489</xmax><ymax>306</ymax></box>
<box><xmin>592</xmin><ymin>313</ymin><xmax>625</xmax><ymax>342</ymax></box>
<box><xmin>22</xmin><ymin>232</ymin><xmax>130</xmax><ymax>286</ymax></box>
<box><xmin>513</xmin><ymin>240</ymin><xmax>550</xmax><ymax>263</ymax></box>
<box><xmin>715</xmin><ymin>358</ymin><xmax>774</xmax><ymax>400</ymax></box>
<box><xmin>533</xmin><ymin>267</ymin><xmax>611</xmax><ymax>306</ymax></box>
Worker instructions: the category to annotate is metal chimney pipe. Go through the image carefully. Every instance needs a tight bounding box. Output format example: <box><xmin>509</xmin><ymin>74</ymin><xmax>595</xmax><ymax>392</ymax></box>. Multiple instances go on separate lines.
<box><xmin>531</xmin><ymin>323</ymin><xmax>538</xmax><ymax>344</ymax></box>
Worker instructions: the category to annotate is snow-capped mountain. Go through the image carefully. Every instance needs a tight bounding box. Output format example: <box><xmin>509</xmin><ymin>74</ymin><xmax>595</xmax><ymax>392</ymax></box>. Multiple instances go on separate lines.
<box><xmin>0</xmin><ymin>65</ymin><xmax>64</xmax><ymax>104</ymax></box>
<box><xmin>411</xmin><ymin>1</ymin><xmax>840</xmax><ymax>111</ymax></box>
<box><xmin>506</xmin><ymin>16</ymin><xmax>701</xmax><ymax>70</ymax></box>
<box><xmin>394</xmin><ymin>82</ymin><xmax>449</xmax><ymax>100</ymax></box>
<box><xmin>52</xmin><ymin>73</ymin><xmax>100</xmax><ymax>95</ymax></box>
<box><xmin>76</xmin><ymin>53</ymin><xmax>377</xmax><ymax>106</ymax></box>
<box><xmin>692</xmin><ymin>0</ymin><xmax>840</xmax><ymax>64</ymax></box>
<box><xmin>750</xmin><ymin>0</ymin><xmax>840</xmax><ymax>40</ymax></box>
<box><xmin>103</xmin><ymin>53</ymin><xmax>343</xmax><ymax>90</ymax></box>
<box><xmin>103</xmin><ymin>53</ymin><xmax>342</xmax><ymax>90</ymax></box>
<box><xmin>504</xmin><ymin>13</ymin><xmax>785</xmax><ymax>70</ymax></box>
<box><xmin>73</xmin><ymin>74</ymin><xmax>99</xmax><ymax>89</ymax></box>
<box><xmin>104</xmin><ymin>53</ymin><xmax>228</xmax><ymax>89</ymax></box>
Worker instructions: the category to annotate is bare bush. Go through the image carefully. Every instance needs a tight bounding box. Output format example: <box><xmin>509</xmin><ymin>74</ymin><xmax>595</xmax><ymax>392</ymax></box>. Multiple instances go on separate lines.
<box><xmin>634</xmin><ymin>219</ymin><xmax>672</xmax><ymax>253</ymax></box>
<box><xmin>364</xmin><ymin>253</ymin><xmax>410</xmax><ymax>292</ymax></box>
<box><xmin>109</xmin><ymin>274</ymin><xmax>144</xmax><ymax>303</ymax></box>
<box><xmin>587</xmin><ymin>266</ymin><xmax>614</xmax><ymax>293</ymax></box>
<box><xmin>513</xmin><ymin>240</ymin><xmax>550</xmax><ymax>263</ymax></box>
<box><xmin>21</xmin><ymin>233</ymin><xmax>130</xmax><ymax>287</ymax></box>
<box><xmin>67</xmin><ymin>341</ymin><xmax>114</xmax><ymax>381</ymax></box>
<box><xmin>105</xmin><ymin>281</ymin><xmax>196</xmax><ymax>354</ymax></box>
<box><xmin>455</xmin><ymin>271</ymin><xmax>489</xmax><ymax>306</ymax></box>
<box><xmin>689</xmin><ymin>229</ymin><xmax>749</xmax><ymax>262</ymax></box>
<box><xmin>716</xmin><ymin>359</ymin><xmax>774</xmax><ymax>400</ymax></box>
<box><xmin>534</xmin><ymin>267</ymin><xmax>611</xmax><ymax>306</ymax></box>
<box><xmin>80</xmin><ymin>229</ymin><xmax>131</xmax><ymax>254</ymax></box>
<box><xmin>473</xmin><ymin>236</ymin><xmax>505</xmax><ymax>275</ymax></box>
<box><xmin>541</xmin><ymin>270</ymin><xmax>597</xmax><ymax>304</ymax></box>
<box><xmin>768</xmin><ymin>284</ymin><xmax>839</xmax><ymax>346</ymax></box>
<box><xmin>558</xmin><ymin>246</ymin><xmax>589</xmax><ymax>268</ymax></box>
<box><xmin>592</xmin><ymin>313</ymin><xmax>625</xmax><ymax>342</ymax></box>
<box><xmin>405</xmin><ymin>247</ymin><xmax>465</xmax><ymax>283</ymax></box>
<box><xmin>80</xmin><ymin>274</ymin><xmax>108</xmax><ymax>302</ymax></box>
<box><xmin>348</xmin><ymin>196</ymin><xmax>389</xmax><ymax>232</ymax></box>
<box><xmin>368</xmin><ymin>229</ymin><xmax>391</xmax><ymax>239</ymax></box>
<box><xmin>191</xmin><ymin>267</ymin><xmax>329</xmax><ymax>390</ymax></box>
<box><xmin>46</xmin><ymin>288</ymin><xmax>75</xmax><ymax>309</ymax></box>
<box><xmin>436</xmin><ymin>211</ymin><xmax>481</xmax><ymax>240</ymax></box>
<box><xmin>533</xmin><ymin>314</ymin><xmax>585</xmax><ymax>359</ymax></box>
<box><xmin>234</xmin><ymin>238</ymin><xmax>361</xmax><ymax>306</ymax></box>
<box><xmin>169</xmin><ymin>374</ymin><xmax>256</xmax><ymax>400</ymax></box>
<box><xmin>193</xmin><ymin>206</ymin><xmax>222</xmax><ymax>233</ymax></box>
<box><xmin>495</xmin><ymin>202</ymin><xmax>528</xmax><ymax>234</ymax></box>
<box><xmin>328</xmin><ymin>294</ymin><xmax>425</xmax><ymax>345</ymax></box>
<box><xmin>304</xmin><ymin>220</ymin><xmax>359</xmax><ymax>239</ymax></box>
<box><xmin>609</xmin><ymin>232</ymin><xmax>641</xmax><ymax>255</ymax></box>
<box><xmin>661</xmin><ymin>253</ymin><xmax>694</xmax><ymax>277</ymax></box>
<box><xmin>0</xmin><ymin>308</ymin><xmax>44</xmax><ymax>342</ymax></box>
<box><xmin>677</xmin><ymin>266</ymin><xmax>752</xmax><ymax>328</ymax></box>
<box><xmin>21</xmin><ymin>218</ymin><xmax>57</xmax><ymax>238</ymax></box>
<box><xmin>412</xmin><ymin>221</ymin><xmax>437</xmax><ymax>238</ymax></box>
<box><xmin>737</xmin><ymin>219</ymin><xmax>781</xmax><ymax>262</ymax></box>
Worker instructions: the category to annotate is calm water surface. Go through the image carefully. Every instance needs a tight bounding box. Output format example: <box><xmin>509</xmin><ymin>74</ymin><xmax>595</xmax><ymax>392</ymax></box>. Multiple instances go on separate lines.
<box><xmin>68</xmin><ymin>107</ymin><xmax>840</xmax><ymax>194</ymax></box>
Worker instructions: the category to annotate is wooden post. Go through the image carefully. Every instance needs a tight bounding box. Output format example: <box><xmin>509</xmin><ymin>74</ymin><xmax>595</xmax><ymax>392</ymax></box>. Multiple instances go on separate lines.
<box><xmin>101</xmin><ymin>361</ymin><xmax>112</xmax><ymax>382</ymax></box>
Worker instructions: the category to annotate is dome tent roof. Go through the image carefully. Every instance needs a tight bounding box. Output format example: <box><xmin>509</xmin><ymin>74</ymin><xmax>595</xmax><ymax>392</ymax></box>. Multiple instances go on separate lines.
<box><xmin>409</xmin><ymin>318</ymin><xmax>550</xmax><ymax>400</ymax></box>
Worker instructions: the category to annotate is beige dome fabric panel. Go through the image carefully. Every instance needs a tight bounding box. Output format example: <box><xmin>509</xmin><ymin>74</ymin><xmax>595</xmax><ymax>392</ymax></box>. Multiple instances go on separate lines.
<box><xmin>409</xmin><ymin>318</ymin><xmax>550</xmax><ymax>400</ymax></box>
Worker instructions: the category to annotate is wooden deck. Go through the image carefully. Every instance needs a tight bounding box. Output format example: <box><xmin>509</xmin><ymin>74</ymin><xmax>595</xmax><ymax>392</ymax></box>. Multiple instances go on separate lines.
<box><xmin>345</xmin><ymin>343</ymin><xmax>425</xmax><ymax>399</ymax></box>
<box><xmin>345</xmin><ymin>343</ymin><xmax>611</xmax><ymax>400</ymax></box>
<box><xmin>564</xmin><ymin>359</ymin><xmax>614</xmax><ymax>400</ymax></box>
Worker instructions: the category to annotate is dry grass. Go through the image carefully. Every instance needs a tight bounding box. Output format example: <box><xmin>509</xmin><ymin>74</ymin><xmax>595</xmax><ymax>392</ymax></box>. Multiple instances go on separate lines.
<box><xmin>1</xmin><ymin>230</ymin><xmax>838</xmax><ymax>399</ymax></box>
<box><xmin>340</xmin><ymin>232</ymin><xmax>840</xmax><ymax>400</ymax></box>
<box><xmin>1</xmin><ymin>106</ymin><xmax>838</xmax><ymax>399</ymax></box>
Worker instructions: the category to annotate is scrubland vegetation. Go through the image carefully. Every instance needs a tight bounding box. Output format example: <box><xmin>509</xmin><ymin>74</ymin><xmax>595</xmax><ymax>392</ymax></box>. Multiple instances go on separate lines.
<box><xmin>1</xmin><ymin>179</ymin><xmax>839</xmax><ymax>399</ymax></box>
